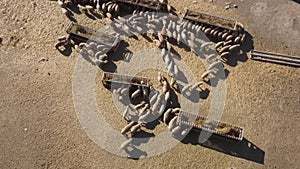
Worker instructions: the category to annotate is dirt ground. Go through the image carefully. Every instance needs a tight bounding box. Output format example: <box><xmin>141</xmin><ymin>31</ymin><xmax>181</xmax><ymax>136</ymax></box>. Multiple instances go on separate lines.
<box><xmin>0</xmin><ymin>0</ymin><xmax>299</xmax><ymax>168</ymax></box>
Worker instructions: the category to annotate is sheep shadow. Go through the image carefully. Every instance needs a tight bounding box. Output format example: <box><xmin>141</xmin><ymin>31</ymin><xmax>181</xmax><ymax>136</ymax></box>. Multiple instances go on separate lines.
<box><xmin>124</xmin><ymin>131</ymin><xmax>154</xmax><ymax>159</ymax></box>
<box><xmin>181</xmin><ymin>130</ymin><xmax>265</xmax><ymax>164</ymax></box>
<box><xmin>292</xmin><ymin>0</ymin><xmax>300</xmax><ymax>4</ymax></box>
<box><xmin>55</xmin><ymin>42</ymin><xmax>73</xmax><ymax>57</ymax></box>
<box><xmin>109</xmin><ymin>41</ymin><xmax>133</xmax><ymax>62</ymax></box>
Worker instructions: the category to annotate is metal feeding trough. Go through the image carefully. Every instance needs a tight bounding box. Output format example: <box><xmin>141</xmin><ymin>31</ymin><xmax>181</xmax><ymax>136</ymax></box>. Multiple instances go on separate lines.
<box><xmin>183</xmin><ymin>8</ymin><xmax>239</xmax><ymax>31</ymax></box>
<box><xmin>250</xmin><ymin>50</ymin><xmax>300</xmax><ymax>67</ymax></box>
<box><xmin>66</xmin><ymin>22</ymin><xmax>120</xmax><ymax>49</ymax></box>
<box><xmin>116</xmin><ymin>0</ymin><xmax>167</xmax><ymax>12</ymax></box>
<box><xmin>102</xmin><ymin>72</ymin><xmax>151</xmax><ymax>87</ymax></box>
<box><xmin>177</xmin><ymin>111</ymin><xmax>244</xmax><ymax>142</ymax></box>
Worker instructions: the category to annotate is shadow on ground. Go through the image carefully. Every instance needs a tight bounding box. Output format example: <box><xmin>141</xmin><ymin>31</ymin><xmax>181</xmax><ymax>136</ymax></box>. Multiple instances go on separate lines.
<box><xmin>182</xmin><ymin>130</ymin><xmax>265</xmax><ymax>164</ymax></box>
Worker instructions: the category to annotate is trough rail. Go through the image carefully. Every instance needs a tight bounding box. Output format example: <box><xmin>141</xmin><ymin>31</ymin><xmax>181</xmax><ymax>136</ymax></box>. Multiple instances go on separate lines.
<box><xmin>250</xmin><ymin>50</ymin><xmax>300</xmax><ymax>67</ymax></box>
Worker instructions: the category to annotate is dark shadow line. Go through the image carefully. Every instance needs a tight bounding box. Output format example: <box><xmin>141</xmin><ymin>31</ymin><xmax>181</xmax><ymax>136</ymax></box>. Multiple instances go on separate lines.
<box><xmin>181</xmin><ymin>130</ymin><xmax>265</xmax><ymax>164</ymax></box>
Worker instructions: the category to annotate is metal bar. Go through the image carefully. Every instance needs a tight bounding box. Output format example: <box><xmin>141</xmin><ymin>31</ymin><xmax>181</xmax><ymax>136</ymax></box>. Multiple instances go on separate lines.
<box><xmin>177</xmin><ymin>111</ymin><xmax>244</xmax><ymax>142</ymax></box>
<box><xmin>251</xmin><ymin>50</ymin><xmax>300</xmax><ymax>67</ymax></box>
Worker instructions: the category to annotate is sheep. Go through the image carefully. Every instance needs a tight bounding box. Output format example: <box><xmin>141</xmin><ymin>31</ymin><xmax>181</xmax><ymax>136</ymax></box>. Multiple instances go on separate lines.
<box><xmin>157</xmin><ymin>100</ymin><xmax>166</xmax><ymax>116</ymax></box>
<box><xmin>218</xmin><ymin>45</ymin><xmax>231</xmax><ymax>54</ymax></box>
<box><xmin>215</xmin><ymin>126</ymin><xmax>232</xmax><ymax>134</ymax></box>
<box><xmin>189</xmin><ymin>32</ymin><xmax>196</xmax><ymax>42</ymax></box>
<box><xmin>138</xmin><ymin>109</ymin><xmax>151</xmax><ymax>123</ymax></box>
<box><xmin>168</xmin><ymin>116</ymin><xmax>178</xmax><ymax>130</ymax></box>
<box><xmin>107</xmin><ymin>3</ymin><xmax>114</xmax><ymax>13</ymax></box>
<box><xmin>225</xmin><ymin>35</ymin><xmax>234</xmax><ymax>41</ymax></box>
<box><xmin>181</xmin><ymin>30</ymin><xmax>187</xmax><ymax>43</ymax></box>
<box><xmin>85</xmin><ymin>5</ymin><xmax>94</xmax><ymax>13</ymax></box>
<box><xmin>188</xmin><ymin>40</ymin><xmax>196</xmax><ymax>53</ymax></box>
<box><xmin>95</xmin><ymin>60</ymin><xmax>108</xmax><ymax>67</ymax></box>
<box><xmin>208</xmin><ymin>60</ymin><xmax>223</xmax><ymax>71</ymax></box>
<box><xmin>161</xmin><ymin>79</ymin><xmax>170</xmax><ymax>94</ymax></box>
<box><xmin>167</xmin><ymin>62</ymin><xmax>174</xmax><ymax>75</ymax></box>
<box><xmin>61</xmin><ymin>7</ymin><xmax>68</xmax><ymax>15</ymax></box>
<box><xmin>121</xmin><ymin>121</ymin><xmax>136</xmax><ymax>135</ymax></box>
<box><xmin>171</xmin><ymin>126</ymin><xmax>181</xmax><ymax>135</ymax></box>
<box><xmin>204</xmin><ymin>28</ymin><xmax>212</xmax><ymax>35</ymax></box>
<box><xmin>202</xmin><ymin>120</ymin><xmax>215</xmax><ymax>129</ymax></box>
<box><xmin>106</xmin><ymin>12</ymin><xmax>112</xmax><ymax>20</ymax></box>
<box><xmin>150</xmin><ymin>92</ymin><xmax>159</xmax><ymax>105</ymax></box>
<box><xmin>170</xmin><ymin>76</ymin><xmax>177</xmax><ymax>89</ymax></box>
<box><xmin>79</xmin><ymin>42</ymin><xmax>88</xmax><ymax>48</ymax></box>
<box><xmin>120</xmin><ymin>138</ymin><xmax>133</xmax><ymax>150</ymax></box>
<box><xmin>78</xmin><ymin>4</ymin><xmax>88</xmax><ymax>14</ymax></box>
<box><xmin>138</xmin><ymin>104</ymin><xmax>149</xmax><ymax>116</ymax></box>
<box><xmin>234</xmin><ymin>36</ymin><xmax>242</xmax><ymax>44</ymax></box>
<box><xmin>130</xmin><ymin>123</ymin><xmax>141</xmax><ymax>134</ymax></box>
<box><xmin>172</xmin><ymin>30</ymin><xmax>177</xmax><ymax>40</ymax></box>
<box><xmin>151</xmin><ymin>97</ymin><xmax>162</xmax><ymax>113</ymax></box>
<box><xmin>154</xmin><ymin>39</ymin><xmax>164</xmax><ymax>48</ymax></box>
<box><xmin>120</xmin><ymin>87</ymin><xmax>129</xmax><ymax>95</ymax></box>
<box><xmin>236</xmin><ymin>22</ymin><xmax>244</xmax><ymax>29</ymax></box>
<box><xmin>142</xmin><ymin>87</ymin><xmax>149</xmax><ymax>98</ymax></box>
<box><xmin>221</xmin><ymin>32</ymin><xmax>229</xmax><ymax>40</ymax></box>
<box><xmin>87</xmin><ymin>49</ymin><xmax>95</xmax><ymax>58</ymax></box>
<box><xmin>167</xmin><ymin>4</ymin><xmax>172</xmax><ymax>12</ymax></box>
<box><xmin>163</xmin><ymin>53</ymin><xmax>171</xmax><ymax>65</ymax></box>
<box><xmin>229</xmin><ymin>44</ymin><xmax>240</xmax><ymax>52</ymax></box>
<box><xmin>241</xmin><ymin>33</ymin><xmax>246</xmax><ymax>44</ymax></box>
<box><xmin>212</xmin><ymin>28</ymin><xmax>220</xmax><ymax>38</ymax></box>
<box><xmin>181</xmin><ymin>84</ymin><xmax>192</xmax><ymax>95</ymax></box>
<box><xmin>201</xmin><ymin>70</ymin><xmax>215</xmax><ymax>80</ymax></box>
<box><xmin>161</xmin><ymin>25</ymin><xmax>167</xmax><ymax>36</ymax></box>
<box><xmin>57</xmin><ymin>0</ymin><xmax>65</xmax><ymax>8</ymax></box>
<box><xmin>122</xmin><ymin>106</ymin><xmax>129</xmax><ymax>120</ymax></box>
<box><xmin>157</xmin><ymin>72</ymin><xmax>163</xmax><ymax>85</ymax></box>
<box><xmin>172</xmin><ymin>108</ymin><xmax>180</xmax><ymax>114</ymax></box>
<box><xmin>220</xmin><ymin>51</ymin><xmax>231</xmax><ymax>59</ymax></box>
<box><xmin>207</xmin><ymin>54</ymin><xmax>217</xmax><ymax>63</ymax></box>
<box><xmin>163</xmin><ymin>108</ymin><xmax>173</xmax><ymax>123</ymax></box>
<box><xmin>191</xmin><ymin>81</ymin><xmax>204</xmax><ymax>91</ymax></box>
<box><xmin>158</xmin><ymin>33</ymin><xmax>164</xmax><ymax>43</ymax></box>
<box><xmin>201</xmin><ymin>42</ymin><xmax>214</xmax><ymax>51</ymax></box>
<box><xmin>96</xmin><ymin>44</ymin><xmax>107</xmax><ymax>50</ymax></box>
<box><xmin>131</xmin><ymin>87</ymin><xmax>142</xmax><ymax>99</ymax></box>
<box><xmin>134</xmin><ymin>101</ymin><xmax>146</xmax><ymax>110</ymax></box>
<box><xmin>96</xmin><ymin>0</ymin><xmax>101</xmax><ymax>12</ymax></box>
<box><xmin>166</xmin><ymin>29</ymin><xmax>172</xmax><ymax>38</ymax></box>
<box><xmin>173</xmin><ymin>64</ymin><xmax>179</xmax><ymax>77</ymax></box>
<box><xmin>196</xmin><ymin>26</ymin><xmax>202</xmax><ymax>37</ymax></box>
<box><xmin>95</xmin><ymin>52</ymin><xmax>107</xmax><ymax>60</ymax></box>
<box><xmin>166</xmin><ymin>41</ymin><xmax>172</xmax><ymax>52</ymax></box>
<box><xmin>217</xmin><ymin>31</ymin><xmax>223</xmax><ymax>40</ymax></box>
<box><xmin>223</xmin><ymin>40</ymin><xmax>233</xmax><ymax>46</ymax></box>
<box><xmin>165</xmin><ymin>91</ymin><xmax>170</xmax><ymax>101</ymax></box>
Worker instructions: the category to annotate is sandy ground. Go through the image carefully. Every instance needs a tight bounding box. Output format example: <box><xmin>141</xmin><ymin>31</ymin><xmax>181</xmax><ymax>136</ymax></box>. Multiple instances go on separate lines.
<box><xmin>0</xmin><ymin>0</ymin><xmax>299</xmax><ymax>168</ymax></box>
